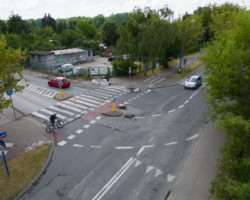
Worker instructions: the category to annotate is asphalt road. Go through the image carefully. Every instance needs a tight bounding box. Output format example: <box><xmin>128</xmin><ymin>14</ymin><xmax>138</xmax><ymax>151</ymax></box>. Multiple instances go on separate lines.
<box><xmin>21</xmin><ymin>68</ymin><xmax>209</xmax><ymax>200</ymax></box>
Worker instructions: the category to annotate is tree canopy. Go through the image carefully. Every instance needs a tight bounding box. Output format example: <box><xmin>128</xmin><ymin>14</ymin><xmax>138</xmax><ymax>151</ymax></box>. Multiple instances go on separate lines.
<box><xmin>0</xmin><ymin>36</ymin><xmax>26</xmax><ymax>113</ymax></box>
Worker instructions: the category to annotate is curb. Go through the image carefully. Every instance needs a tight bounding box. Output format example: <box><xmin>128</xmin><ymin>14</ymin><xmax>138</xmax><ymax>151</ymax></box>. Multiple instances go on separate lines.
<box><xmin>14</xmin><ymin>127</ymin><xmax>55</xmax><ymax>200</ymax></box>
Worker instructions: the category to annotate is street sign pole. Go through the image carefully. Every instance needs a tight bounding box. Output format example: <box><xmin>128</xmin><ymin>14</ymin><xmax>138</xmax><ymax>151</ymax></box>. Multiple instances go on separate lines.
<box><xmin>10</xmin><ymin>95</ymin><xmax>17</xmax><ymax>120</ymax></box>
<box><xmin>6</xmin><ymin>90</ymin><xmax>16</xmax><ymax>120</ymax></box>
<box><xmin>0</xmin><ymin>138</ymin><xmax>9</xmax><ymax>177</ymax></box>
<box><xmin>2</xmin><ymin>150</ymin><xmax>10</xmax><ymax>177</ymax></box>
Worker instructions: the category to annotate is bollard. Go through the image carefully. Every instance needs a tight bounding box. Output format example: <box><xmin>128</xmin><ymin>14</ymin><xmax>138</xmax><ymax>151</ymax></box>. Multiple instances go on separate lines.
<box><xmin>112</xmin><ymin>103</ymin><xmax>115</xmax><ymax>112</ymax></box>
<box><xmin>61</xmin><ymin>89</ymin><xmax>64</xmax><ymax>96</ymax></box>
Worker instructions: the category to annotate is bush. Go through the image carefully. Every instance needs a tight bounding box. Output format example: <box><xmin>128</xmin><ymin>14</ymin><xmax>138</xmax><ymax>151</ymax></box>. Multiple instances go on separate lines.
<box><xmin>112</xmin><ymin>59</ymin><xmax>138</xmax><ymax>76</ymax></box>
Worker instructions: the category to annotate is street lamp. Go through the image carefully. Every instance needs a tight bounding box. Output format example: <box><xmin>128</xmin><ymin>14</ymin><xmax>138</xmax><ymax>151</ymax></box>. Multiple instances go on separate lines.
<box><xmin>179</xmin><ymin>19</ymin><xmax>195</xmax><ymax>73</ymax></box>
<box><xmin>49</xmin><ymin>39</ymin><xmax>63</xmax><ymax>64</ymax></box>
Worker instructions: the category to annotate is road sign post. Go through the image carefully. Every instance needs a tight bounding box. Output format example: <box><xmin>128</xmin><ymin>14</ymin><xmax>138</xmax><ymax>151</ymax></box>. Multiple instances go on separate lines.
<box><xmin>2</xmin><ymin>150</ymin><xmax>10</xmax><ymax>177</ymax></box>
<box><xmin>112</xmin><ymin>98</ymin><xmax>116</xmax><ymax>112</ymax></box>
<box><xmin>6</xmin><ymin>90</ymin><xmax>17</xmax><ymax>120</ymax></box>
<box><xmin>156</xmin><ymin>62</ymin><xmax>160</xmax><ymax>70</ymax></box>
<box><xmin>58</xmin><ymin>82</ymin><xmax>64</xmax><ymax>96</ymax></box>
<box><xmin>0</xmin><ymin>137</ymin><xmax>9</xmax><ymax>176</ymax></box>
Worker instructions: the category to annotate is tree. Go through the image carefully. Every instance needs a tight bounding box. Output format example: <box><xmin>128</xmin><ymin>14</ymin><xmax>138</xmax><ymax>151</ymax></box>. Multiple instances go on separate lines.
<box><xmin>202</xmin><ymin>9</ymin><xmax>250</xmax><ymax>199</ymax></box>
<box><xmin>101</xmin><ymin>21</ymin><xmax>119</xmax><ymax>46</ymax></box>
<box><xmin>59</xmin><ymin>29</ymin><xmax>82</xmax><ymax>48</ymax></box>
<box><xmin>0</xmin><ymin>36</ymin><xmax>26</xmax><ymax>113</ymax></box>
<box><xmin>76</xmin><ymin>20</ymin><xmax>96</xmax><ymax>39</ymax></box>
<box><xmin>42</xmin><ymin>13</ymin><xmax>57</xmax><ymax>32</ymax></box>
<box><xmin>0</xmin><ymin>20</ymin><xmax>7</xmax><ymax>34</ymax></box>
<box><xmin>93</xmin><ymin>14</ymin><xmax>105</xmax><ymax>29</ymax></box>
<box><xmin>7</xmin><ymin>13</ymin><xmax>29</xmax><ymax>34</ymax></box>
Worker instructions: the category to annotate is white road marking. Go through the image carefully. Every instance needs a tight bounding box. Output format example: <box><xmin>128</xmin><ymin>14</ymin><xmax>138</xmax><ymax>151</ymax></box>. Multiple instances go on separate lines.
<box><xmin>168</xmin><ymin>109</ymin><xmax>176</xmax><ymax>113</ymax></box>
<box><xmin>165</xmin><ymin>141</ymin><xmax>178</xmax><ymax>146</ymax></box>
<box><xmin>136</xmin><ymin>147</ymin><xmax>145</xmax><ymax>156</ymax></box>
<box><xmin>145</xmin><ymin>166</ymin><xmax>154</xmax><ymax>173</ymax></box>
<box><xmin>91</xmin><ymin>145</ymin><xmax>102</xmax><ymax>148</ymax></box>
<box><xmin>5</xmin><ymin>143</ymin><xmax>14</xmax><ymax>147</ymax></box>
<box><xmin>67</xmin><ymin>135</ymin><xmax>76</xmax><ymax>140</ymax></box>
<box><xmin>71</xmin><ymin>98</ymin><xmax>97</xmax><ymax>108</ymax></box>
<box><xmin>178</xmin><ymin>105</ymin><xmax>184</xmax><ymax>109</ymax></box>
<box><xmin>3</xmin><ymin>150</ymin><xmax>8</xmax><ymax>155</ymax></box>
<box><xmin>56</xmin><ymin>102</ymin><xmax>82</xmax><ymax>113</ymax></box>
<box><xmin>155</xmin><ymin>169</ymin><xmax>164</xmax><ymax>177</ymax></box>
<box><xmin>73</xmin><ymin>144</ymin><xmax>84</xmax><ymax>148</ymax></box>
<box><xmin>142</xmin><ymin>145</ymin><xmax>155</xmax><ymax>148</ymax></box>
<box><xmin>76</xmin><ymin>129</ymin><xmax>83</xmax><ymax>134</ymax></box>
<box><xmin>40</xmin><ymin>108</ymin><xmax>67</xmax><ymax>119</ymax></box>
<box><xmin>184</xmin><ymin>100</ymin><xmax>189</xmax><ymax>104</ymax></box>
<box><xmin>135</xmin><ymin>116</ymin><xmax>145</xmax><ymax>119</ymax></box>
<box><xmin>48</xmin><ymin>106</ymin><xmax>75</xmax><ymax>116</ymax></box>
<box><xmin>62</xmin><ymin>101</ymin><xmax>87</xmax><ymax>110</ymax></box>
<box><xmin>92</xmin><ymin>157</ymin><xmax>136</xmax><ymax>200</ymax></box>
<box><xmin>95</xmin><ymin>116</ymin><xmax>102</xmax><ymax>120</ymax></box>
<box><xmin>148</xmin><ymin>137</ymin><xmax>154</xmax><ymax>143</ymax></box>
<box><xmin>167</xmin><ymin>174</ymin><xmax>176</xmax><ymax>182</ymax></box>
<box><xmin>144</xmin><ymin>76</ymin><xmax>156</xmax><ymax>82</ymax></box>
<box><xmin>154</xmin><ymin>77</ymin><xmax>166</xmax><ymax>84</ymax></box>
<box><xmin>115</xmin><ymin>146</ymin><xmax>135</xmax><ymax>150</ymax></box>
<box><xmin>186</xmin><ymin>133</ymin><xmax>200</xmax><ymax>141</ymax></box>
<box><xmin>124</xmin><ymin>102</ymin><xmax>129</xmax><ymax>104</ymax></box>
<box><xmin>90</xmin><ymin>120</ymin><xmax>96</xmax><ymax>124</ymax></box>
<box><xmin>152</xmin><ymin>114</ymin><xmax>162</xmax><ymax>117</ymax></box>
<box><xmin>76</xmin><ymin>96</ymin><xmax>103</xmax><ymax>105</ymax></box>
<box><xmin>83</xmin><ymin>124</ymin><xmax>90</xmax><ymax>129</ymax></box>
<box><xmin>134</xmin><ymin>160</ymin><xmax>142</xmax><ymax>167</ymax></box>
<box><xmin>32</xmin><ymin>111</ymin><xmax>50</xmax><ymax>121</ymax></box>
<box><xmin>58</xmin><ymin>141</ymin><xmax>67</xmax><ymax>146</ymax></box>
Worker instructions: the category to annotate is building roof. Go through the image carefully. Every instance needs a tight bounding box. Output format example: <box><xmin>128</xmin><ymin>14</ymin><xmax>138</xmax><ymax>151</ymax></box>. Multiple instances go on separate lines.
<box><xmin>51</xmin><ymin>48</ymin><xmax>85</xmax><ymax>56</ymax></box>
<box><xmin>28</xmin><ymin>51</ymin><xmax>54</xmax><ymax>56</ymax></box>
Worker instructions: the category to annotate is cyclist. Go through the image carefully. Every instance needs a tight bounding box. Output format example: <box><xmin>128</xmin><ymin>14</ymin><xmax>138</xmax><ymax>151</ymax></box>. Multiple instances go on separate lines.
<box><xmin>50</xmin><ymin>113</ymin><xmax>57</xmax><ymax>131</ymax></box>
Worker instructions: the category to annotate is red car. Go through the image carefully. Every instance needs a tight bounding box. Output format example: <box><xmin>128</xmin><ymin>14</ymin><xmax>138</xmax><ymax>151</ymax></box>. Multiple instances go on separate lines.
<box><xmin>48</xmin><ymin>77</ymin><xmax>70</xmax><ymax>88</ymax></box>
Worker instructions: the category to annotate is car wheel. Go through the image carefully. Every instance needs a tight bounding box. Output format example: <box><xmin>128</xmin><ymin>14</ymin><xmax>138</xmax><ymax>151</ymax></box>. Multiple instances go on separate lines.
<box><xmin>48</xmin><ymin>83</ymin><xmax>51</xmax><ymax>86</ymax></box>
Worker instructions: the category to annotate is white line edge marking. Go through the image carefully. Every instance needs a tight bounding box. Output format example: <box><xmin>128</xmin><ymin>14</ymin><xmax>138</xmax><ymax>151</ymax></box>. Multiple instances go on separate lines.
<box><xmin>115</xmin><ymin>146</ymin><xmax>135</xmax><ymax>150</ymax></box>
<box><xmin>186</xmin><ymin>133</ymin><xmax>200</xmax><ymax>141</ymax></box>
<box><xmin>92</xmin><ymin>157</ymin><xmax>136</xmax><ymax>200</ymax></box>
<box><xmin>184</xmin><ymin>100</ymin><xmax>189</xmax><ymax>104</ymax></box>
<box><xmin>152</xmin><ymin>114</ymin><xmax>162</xmax><ymax>117</ymax></box>
<box><xmin>73</xmin><ymin>144</ymin><xmax>84</xmax><ymax>147</ymax></box>
<box><xmin>168</xmin><ymin>109</ymin><xmax>175</xmax><ymax>113</ymax></box>
<box><xmin>67</xmin><ymin>135</ymin><xmax>76</xmax><ymax>139</ymax></box>
<box><xmin>148</xmin><ymin>137</ymin><xmax>154</xmax><ymax>143</ymax></box>
<box><xmin>178</xmin><ymin>105</ymin><xmax>184</xmax><ymax>109</ymax></box>
<box><xmin>165</xmin><ymin>141</ymin><xmax>178</xmax><ymax>146</ymax></box>
<box><xmin>91</xmin><ymin>145</ymin><xmax>102</xmax><ymax>148</ymax></box>
<box><xmin>58</xmin><ymin>140</ymin><xmax>67</xmax><ymax>146</ymax></box>
<box><xmin>136</xmin><ymin>147</ymin><xmax>145</xmax><ymax>156</ymax></box>
<box><xmin>135</xmin><ymin>116</ymin><xmax>145</xmax><ymax>119</ymax></box>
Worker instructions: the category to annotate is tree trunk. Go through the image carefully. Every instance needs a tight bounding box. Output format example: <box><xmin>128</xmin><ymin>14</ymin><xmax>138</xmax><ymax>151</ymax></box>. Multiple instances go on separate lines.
<box><xmin>144</xmin><ymin>60</ymin><xmax>147</xmax><ymax>76</ymax></box>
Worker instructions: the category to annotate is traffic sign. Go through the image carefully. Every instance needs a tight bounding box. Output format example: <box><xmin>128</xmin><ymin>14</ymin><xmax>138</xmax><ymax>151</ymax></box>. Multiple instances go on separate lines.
<box><xmin>179</xmin><ymin>57</ymin><xmax>183</xmax><ymax>61</ymax></box>
<box><xmin>113</xmin><ymin>98</ymin><xmax>116</xmax><ymax>103</ymax></box>
<box><xmin>156</xmin><ymin>62</ymin><xmax>160</xmax><ymax>67</ymax></box>
<box><xmin>0</xmin><ymin>132</ymin><xmax>7</xmax><ymax>139</ymax></box>
<box><xmin>58</xmin><ymin>82</ymin><xmax>62</xmax><ymax>89</ymax></box>
<box><xmin>0</xmin><ymin>139</ymin><xmax>6</xmax><ymax>147</ymax></box>
<box><xmin>6</xmin><ymin>90</ymin><xmax>13</xmax><ymax>96</ymax></box>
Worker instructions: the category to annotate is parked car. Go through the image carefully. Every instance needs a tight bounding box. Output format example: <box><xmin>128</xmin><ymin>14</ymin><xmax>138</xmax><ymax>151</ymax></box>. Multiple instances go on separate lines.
<box><xmin>122</xmin><ymin>54</ymin><xmax>130</xmax><ymax>59</ymax></box>
<box><xmin>72</xmin><ymin>66</ymin><xmax>86</xmax><ymax>76</ymax></box>
<box><xmin>184</xmin><ymin>75</ymin><xmax>202</xmax><ymax>89</ymax></box>
<box><xmin>48</xmin><ymin>77</ymin><xmax>70</xmax><ymax>88</ymax></box>
<box><xmin>57</xmin><ymin>64</ymin><xmax>74</xmax><ymax>73</ymax></box>
<box><xmin>108</xmin><ymin>56</ymin><xmax>121</xmax><ymax>62</ymax></box>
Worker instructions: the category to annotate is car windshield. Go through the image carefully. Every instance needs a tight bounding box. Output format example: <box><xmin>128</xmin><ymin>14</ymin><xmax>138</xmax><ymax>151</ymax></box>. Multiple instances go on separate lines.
<box><xmin>188</xmin><ymin>77</ymin><xmax>197</xmax><ymax>82</ymax></box>
<box><xmin>61</xmin><ymin>79</ymin><xmax>68</xmax><ymax>82</ymax></box>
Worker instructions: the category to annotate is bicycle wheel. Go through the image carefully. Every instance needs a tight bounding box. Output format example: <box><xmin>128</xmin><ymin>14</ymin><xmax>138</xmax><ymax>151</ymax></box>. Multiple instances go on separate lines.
<box><xmin>46</xmin><ymin>125</ymin><xmax>54</xmax><ymax>133</ymax></box>
<box><xmin>57</xmin><ymin>120</ymin><xmax>64</xmax><ymax>128</ymax></box>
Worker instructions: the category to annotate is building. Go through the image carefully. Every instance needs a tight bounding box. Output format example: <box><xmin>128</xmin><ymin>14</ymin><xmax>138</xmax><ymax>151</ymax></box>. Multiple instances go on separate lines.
<box><xmin>28</xmin><ymin>48</ymin><xmax>93</xmax><ymax>68</ymax></box>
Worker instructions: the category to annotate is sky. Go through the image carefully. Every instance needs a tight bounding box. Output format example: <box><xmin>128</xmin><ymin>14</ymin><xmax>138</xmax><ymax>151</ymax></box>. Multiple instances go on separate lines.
<box><xmin>0</xmin><ymin>0</ymin><xmax>249</xmax><ymax>20</ymax></box>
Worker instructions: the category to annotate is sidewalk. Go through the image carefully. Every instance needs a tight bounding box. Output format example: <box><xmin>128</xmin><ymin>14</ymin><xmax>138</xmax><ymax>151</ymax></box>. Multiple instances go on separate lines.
<box><xmin>0</xmin><ymin>107</ymin><xmax>52</xmax><ymax>164</ymax></box>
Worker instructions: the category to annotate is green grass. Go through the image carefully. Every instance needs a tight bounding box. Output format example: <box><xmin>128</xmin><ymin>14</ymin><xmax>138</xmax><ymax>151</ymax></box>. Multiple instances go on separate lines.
<box><xmin>0</xmin><ymin>144</ymin><xmax>51</xmax><ymax>200</ymax></box>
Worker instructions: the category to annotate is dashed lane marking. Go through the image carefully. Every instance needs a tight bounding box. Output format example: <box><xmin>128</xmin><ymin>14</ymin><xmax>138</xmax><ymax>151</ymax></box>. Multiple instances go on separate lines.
<box><xmin>58</xmin><ymin>141</ymin><xmax>67</xmax><ymax>146</ymax></box>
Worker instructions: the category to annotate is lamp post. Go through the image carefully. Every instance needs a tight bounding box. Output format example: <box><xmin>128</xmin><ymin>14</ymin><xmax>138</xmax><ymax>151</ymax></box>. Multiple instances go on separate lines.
<box><xmin>49</xmin><ymin>39</ymin><xmax>63</xmax><ymax>64</ymax></box>
<box><xmin>179</xmin><ymin>19</ymin><xmax>195</xmax><ymax>73</ymax></box>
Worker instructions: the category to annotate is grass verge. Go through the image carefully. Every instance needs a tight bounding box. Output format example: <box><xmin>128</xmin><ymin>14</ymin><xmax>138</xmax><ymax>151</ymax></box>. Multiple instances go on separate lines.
<box><xmin>170</xmin><ymin>60</ymin><xmax>202</xmax><ymax>78</ymax></box>
<box><xmin>0</xmin><ymin>144</ymin><xmax>51</xmax><ymax>200</ymax></box>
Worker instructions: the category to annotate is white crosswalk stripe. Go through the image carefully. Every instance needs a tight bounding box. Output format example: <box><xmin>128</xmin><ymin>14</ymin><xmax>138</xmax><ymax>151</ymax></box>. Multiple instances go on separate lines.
<box><xmin>31</xmin><ymin>86</ymin><xmax>129</xmax><ymax>123</ymax></box>
<box><xmin>18</xmin><ymin>81</ymin><xmax>57</xmax><ymax>98</ymax></box>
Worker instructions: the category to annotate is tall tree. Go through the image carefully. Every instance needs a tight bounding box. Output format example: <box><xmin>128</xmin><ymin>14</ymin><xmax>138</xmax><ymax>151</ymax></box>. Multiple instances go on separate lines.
<box><xmin>42</xmin><ymin>13</ymin><xmax>57</xmax><ymax>32</ymax></box>
<box><xmin>93</xmin><ymin>14</ymin><xmax>105</xmax><ymax>29</ymax></box>
<box><xmin>0</xmin><ymin>36</ymin><xmax>26</xmax><ymax>113</ymax></box>
<box><xmin>101</xmin><ymin>21</ymin><xmax>119</xmax><ymax>46</ymax></box>
<box><xmin>7</xmin><ymin>13</ymin><xmax>29</xmax><ymax>34</ymax></box>
<box><xmin>0</xmin><ymin>20</ymin><xmax>7</xmax><ymax>34</ymax></box>
<box><xmin>76</xmin><ymin>20</ymin><xmax>96</xmax><ymax>39</ymax></box>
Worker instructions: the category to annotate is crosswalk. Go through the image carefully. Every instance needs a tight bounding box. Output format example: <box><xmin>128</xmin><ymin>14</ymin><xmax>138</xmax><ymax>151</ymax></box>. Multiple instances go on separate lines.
<box><xmin>18</xmin><ymin>81</ymin><xmax>58</xmax><ymax>98</ymax></box>
<box><xmin>31</xmin><ymin>86</ymin><xmax>130</xmax><ymax>123</ymax></box>
<box><xmin>144</xmin><ymin>76</ymin><xmax>166</xmax><ymax>87</ymax></box>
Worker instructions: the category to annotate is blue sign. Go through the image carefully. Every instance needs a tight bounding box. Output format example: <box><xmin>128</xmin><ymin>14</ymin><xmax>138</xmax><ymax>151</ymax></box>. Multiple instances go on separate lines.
<box><xmin>6</xmin><ymin>90</ymin><xmax>13</xmax><ymax>96</ymax></box>
<box><xmin>113</xmin><ymin>98</ymin><xmax>116</xmax><ymax>103</ymax></box>
<box><xmin>0</xmin><ymin>132</ymin><xmax>7</xmax><ymax>139</ymax></box>
<box><xmin>156</xmin><ymin>62</ymin><xmax>160</xmax><ymax>67</ymax></box>
<box><xmin>0</xmin><ymin>139</ymin><xmax>6</xmax><ymax>147</ymax></box>
<box><xmin>179</xmin><ymin>57</ymin><xmax>183</xmax><ymax>61</ymax></box>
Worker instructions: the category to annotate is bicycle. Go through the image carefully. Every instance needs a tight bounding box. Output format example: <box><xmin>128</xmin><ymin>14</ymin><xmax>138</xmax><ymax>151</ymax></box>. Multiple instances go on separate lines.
<box><xmin>46</xmin><ymin>119</ymin><xmax>64</xmax><ymax>133</ymax></box>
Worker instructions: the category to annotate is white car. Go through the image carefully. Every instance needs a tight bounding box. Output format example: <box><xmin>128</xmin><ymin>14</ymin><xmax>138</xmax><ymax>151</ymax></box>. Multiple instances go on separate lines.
<box><xmin>184</xmin><ymin>75</ymin><xmax>202</xmax><ymax>89</ymax></box>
